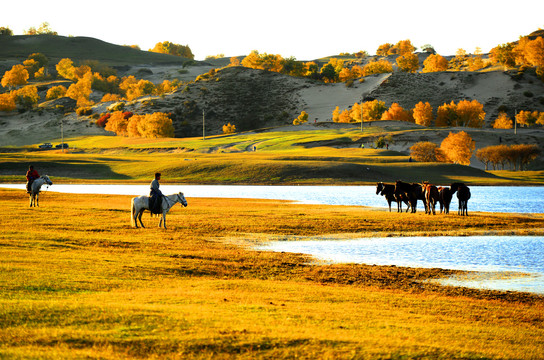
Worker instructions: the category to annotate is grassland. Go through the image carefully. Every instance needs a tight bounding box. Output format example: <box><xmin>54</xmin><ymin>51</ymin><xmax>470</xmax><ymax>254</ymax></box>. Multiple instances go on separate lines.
<box><xmin>1</xmin><ymin>125</ymin><xmax>542</xmax><ymax>185</ymax></box>
<box><xmin>1</xmin><ymin>188</ymin><xmax>544</xmax><ymax>359</ymax></box>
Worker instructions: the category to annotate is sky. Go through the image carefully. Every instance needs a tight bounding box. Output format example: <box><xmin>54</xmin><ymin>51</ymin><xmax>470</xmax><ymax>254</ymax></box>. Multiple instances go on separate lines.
<box><xmin>2</xmin><ymin>0</ymin><xmax>543</xmax><ymax>60</ymax></box>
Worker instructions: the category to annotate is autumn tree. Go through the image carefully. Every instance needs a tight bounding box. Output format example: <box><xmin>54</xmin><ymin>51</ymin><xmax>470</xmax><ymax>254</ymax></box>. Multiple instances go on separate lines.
<box><xmin>490</xmin><ymin>43</ymin><xmax>516</xmax><ymax>68</ymax></box>
<box><xmin>332</xmin><ymin>106</ymin><xmax>340</xmax><ymax>122</ymax></box>
<box><xmin>0</xmin><ymin>93</ymin><xmax>16</xmax><ymax>111</ymax></box>
<box><xmin>410</xmin><ymin>141</ymin><xmax>441</xmax><ymax>162</ymax></box>
<box><xmin>56</xmin><ymin>58</ymin><xmax>76</xmax><ymax>81</ymax></box>
<box><xmin>349</xmin><ymin>103</ymin><xmax>361</xmax><ymax>122</ymax></box>
<box><xmin>229</xmin><ymin>57</ymin><xmax>241</xmax><ymax>67</ymax></box>
<box><xmin>105</xmin><ymin>111</ymin><xmax>129</xmax><ymax>136</ymax></box>
<box><xmin>396</xmin><ymin>53</ymin><xmax>419</xmax><ymax>73</ymax></box>
<box><xmin>516</xmin><ymin>110</ymin><xmax>542</xmax><ymax>127</ymax></box>
<box><xmin>381</xmin><ymin>103</ymin><xmax>413</xmax><ymax>122</ymax></box>
<box><xmin>436</xmin><ymin>100</ymin><xmax>485</xmax><ymax>128</ymax></box>
<box><xmin>376</xmin><ymin>43</ymin><xmax>393</xmax><ymax>56</ymax></box>
<box><xmin>24</xmin><ymin>22</ymin><xmax>57</xmax><ymax>35</ymax></box>
<box><xmin>492</xmin><ymin>112</ymin><xmax>513</xmax><ymax>129</ymax></box>
<box><xmin>412</xmin><ymin>101</ymin><xmax>433</xmax><ymax>126</ymax></box>
<box><xmin>46</xmin><ymin>85</ymin><xmax>67</xmax><ymax>100</ymax></box>
<box><xmin>362</xmin><ymin>60</ymin><xmax>393</xmax><ymax>76</ymax></box>
<box><xmin>66</xmin><ymin>72</ymin><xmax>93</xmax><ymax>106</ymax></box>
<box><xmin>467</xmin><ymin>48</ymin><xmax>486</xmax><ymax>71</ymax></box>
<box><xmin>440</xmin><ymin>131</ymin><xmax>475</xmax><ymax>165</ymax></box>
<box><xmin>338</xmin><ymin>109</ymin><xmax>352</xmax><ymax>123</ymax></box>
<box><xmin>391</xmin><ymin>40</ymin><xmax>416</xmax><ymax>56</ymax></box>
<box><xmin>293</xmin><ymin>111</ymin><xmax>309</xmax><ymax>125</ymax></box>
<box><xmin>14</xmin><ymin>85</ymin><xmax>39</xmax><ymax>109</ymax></box>
<box><xmin>422</xmin><ymin>54</ymin><xmax>448</xmax><ymax>73</ymax></box>
<box><xmin>456</xmin><ymin>99</ymin><xmax>485</xmax><ymax>127</ymax></box>
<box><xmin>222</xmin><ymin>122</ymin><xmax>237</xmax><ymax>134</ymax></box>
<box><xmin>150</xmin><ymin>41</ymin><xmax>194</xmax><ymax>59</ymax></box>
<box><xmin>1</xmin><ymin>64</ymin><xmax>29</xmax><ymax>89</ymax></box>
<box><xmin>137</xmin><ymin>112</ymin><xmax>174</xmax><ymax>138</ymax></box>
<box><xmin>241</xmin><ymin>50</ymin><xmax>283</xmax><ymax>72</ymax></box>
<box><xmin>362</xmin><ymin>100</ymin><xmax>386</xmax><ymax>121</ymax></box>
<box><xmin>0</xmin><ymin>27</ymin><xmax>13</xmax><ymax>36</ymax></box>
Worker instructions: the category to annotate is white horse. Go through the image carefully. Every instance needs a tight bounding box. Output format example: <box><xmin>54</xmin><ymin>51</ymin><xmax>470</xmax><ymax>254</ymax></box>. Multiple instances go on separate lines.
<box><xmin>29</xmin><ymin>175</ymin><xmax>53</xmax><ymax>207</ymax></box>
<box><xmin>131</xmin><ymin>192</ymin><xmax>187</xmax><ymax>229</ymax></box>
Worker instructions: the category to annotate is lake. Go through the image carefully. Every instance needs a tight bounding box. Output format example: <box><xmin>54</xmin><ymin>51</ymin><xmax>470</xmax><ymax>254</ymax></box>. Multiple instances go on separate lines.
<box><xmin>256</xmin><ymin>235</ymin><xmax>544</xmax><ymax>294</ymax></box>
<box><xmin>1</xmin><ymin>184</ymin><xmax>543</xmax><ymax>213</ymax></box>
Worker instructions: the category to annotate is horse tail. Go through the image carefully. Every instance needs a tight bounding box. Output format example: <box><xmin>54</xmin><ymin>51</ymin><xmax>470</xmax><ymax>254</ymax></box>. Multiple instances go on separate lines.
<box><xmin>131</xmin><ymin>198</ymin><xmax>135</xmax><ymax>227</ymax></box>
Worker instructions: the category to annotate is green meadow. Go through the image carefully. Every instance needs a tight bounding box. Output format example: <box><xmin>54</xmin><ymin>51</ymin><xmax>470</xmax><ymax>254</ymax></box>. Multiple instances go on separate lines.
<box><xmin>1</xmin><ymin>126</ymin><xmax>542</xmax><ymax>185</ymax></box>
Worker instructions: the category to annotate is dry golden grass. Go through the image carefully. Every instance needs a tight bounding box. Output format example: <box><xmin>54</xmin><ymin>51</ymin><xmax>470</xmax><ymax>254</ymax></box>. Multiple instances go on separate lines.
<box><xmin>1</xmin><ymin>189</ymin><xmax>543</xmax><ymax>359</ymax></box>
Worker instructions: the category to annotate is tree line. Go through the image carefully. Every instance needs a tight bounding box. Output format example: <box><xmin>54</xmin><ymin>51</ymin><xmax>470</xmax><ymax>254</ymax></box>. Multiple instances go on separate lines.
<box><xmin>409</xmin><ymin>132</ymin><xmax>540</xmax><ymax>170</ymax></box>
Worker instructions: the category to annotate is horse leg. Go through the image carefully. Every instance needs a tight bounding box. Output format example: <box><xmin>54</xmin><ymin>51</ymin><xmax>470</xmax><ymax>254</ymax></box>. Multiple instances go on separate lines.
<box><xmin>138</xmin><ymin>209</ymin><xmax>145</xmax><ymax>228</ymax></box>
<box><xmin>160</xmin><ymin>212</ymin><xmax>167</xmax><ymax>229</ymax></box>
<box><xmin>36</xmin><ymin>193</ymin><xmax>39</xmax><ymax>207</ymax></box>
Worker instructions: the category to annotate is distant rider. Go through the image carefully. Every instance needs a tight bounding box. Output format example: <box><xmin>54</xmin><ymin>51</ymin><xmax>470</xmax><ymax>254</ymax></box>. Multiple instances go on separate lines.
<box><xmin>149</xmin><ymin>172</ymin><xmax>163</xmax><ymax>214</ymax></box>
<box><xmin>26</xmin><ymin>165</ymin><xmax>39</xmax><ymax>193</ymax></box>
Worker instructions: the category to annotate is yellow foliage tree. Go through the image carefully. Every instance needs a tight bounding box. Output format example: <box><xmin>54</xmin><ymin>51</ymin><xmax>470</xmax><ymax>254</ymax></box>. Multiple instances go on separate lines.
<box><xmin>229</xmin><ymin>57</ymin><xmax>241</xmax><ymax>67</ymax></box>
<box><xmin>338</xmin><ymin>109</ymin><xmax>352</xmax><ymax>123</ymax></box>
<box><xmin>413</xmin><ymin>101</ymin><xmax>433</xmax><ymax>126</ymax></box>
<box><xmin>332</xmin><ymin>106</ymin><xmax>340</xmax><ymax>122</ymax></box>
<box><xmin>410</xmin><ymin>141</ymin><xmax>440</xmax><ymax>162</ymax></box>
<box><xmin>440</xmin><ymin>131</ymin><xmax>475</xmax><ymax>165</ymax></box>
<box><xmin>46</xmin><ymin>85</ymin><xmax>67</xmax><ymax>100</ymax></box>
<box><xmin>362</xmin><ymin>100</ymin><xmax>387</xmax><ymax>121</ymax></box>
<box><xmin>422</xmin><ymin>54</ymin><xmax>448</xmax><ymax>73</ymax></box>
<box><xmin>0</xmin><ymin>92</ymin><xmax>16</xmax><ymax>111</ymax></box>
<box><xmin>56</xmin><ymin>58</ymin><xmax>76</xmax><ymax>81</ymax></box>
<box><xmin>105</xmin><ymin>111</ymin><xmax>128</xmax><ymax>136</ymax></box>
<box><xmin>376</xmin><ymin>43</ymin><xmax>393</xmax><ymax>56</ymax></box>
<box><xmin>222</xmin><ymin>122</ymin><xmax>237</xmax><ymax>133</ymax></box>
<box><xmin>293</xmin><ymin>111</ymin><xmax>309</xmax><ymax>125</ymax></box>
<box><xmin>516</xmin><ymin>110</ymin><xmax>541</xmax><ymax>127</ymax></box>
<box><xmin>349</xmin><ymin>103</ymin><xmax>361</xmax><ymax>122</ymax></box>
<box><xmin>14</xmin><ymin>85</ymin><xmax>39</xmax><ymax>109</ymax></box>
<box><xmin>381</xmin><ymin>103</ymin><xmax>413</xmax><ymax>122</ymax></box>
<box><xmin>150</xmin><ymin>41</ymin><xmax>194</xmax><ymax>59</ymax></box>
<box><xmin>436</xmin><ymin>100</ymin><xmax>485</xmax><ymax>128</ymax></box>
<box><xmin>396</xmin><ymin>53</ymin><xmax>419</xmax><ymax>73</ymax></box>
<box><xmin>1</xmin><ymin>64</ymin><xmax>29</xmax><ymax>89</ymax></box>
<box><xmin>492</xmin><ymin>112</ymin><xmax>513</xmax><ymax>129</ymax></box>
<box><xmin>66</xmin><ymin>72</ymin><xmax>93</xmax><ymax>106</ymax></box>
<box><xmin>137</xmin><ymin>112</ymin><xmax>174</xmax><ymax>138</ymax></box>
<box><xmin>362</xmin><ymin>60</ymin><xmax>393</xmax><ymax>76</ymax></box>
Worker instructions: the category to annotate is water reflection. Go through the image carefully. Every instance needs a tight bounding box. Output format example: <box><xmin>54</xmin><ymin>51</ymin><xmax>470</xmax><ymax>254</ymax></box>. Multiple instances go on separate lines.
<box><xmin>256</xmin><ymin>236</ymin><xmax>544</xmax><ymax>294</ymax></box>
<box><xmin>1</xmin><ymin>184</ymin><xmax>543</xmax><ymax>213</ymax></box>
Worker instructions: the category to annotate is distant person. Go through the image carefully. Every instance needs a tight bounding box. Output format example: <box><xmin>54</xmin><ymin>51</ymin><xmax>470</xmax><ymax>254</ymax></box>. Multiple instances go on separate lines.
<box><xmin>409</xmin><ymin>157</ymin><xmax>412</xmax><ymax>162</ymax></box>
<box><xmin>361</xmin><ymin>143</ymin><xmax>365</xmax><ymax>149</ymax></box>
<box><xmin>253</xmin><ymin>145</ymin><xmax>257</xmax><ymax>152</ymax></box>
<box><xmin>149</xmin><ymin>172</ymin><xmax>163</xmax><ymax>214</ymax></box>
<box><xmin>25</xmin><ymin>165</ymin><xmax>39</xmax><ymax>193</ymax></box>
<box><xmin>386</xmin><ymin>143</ymin><xmax>389</xmax><ymax>150</ymax></box>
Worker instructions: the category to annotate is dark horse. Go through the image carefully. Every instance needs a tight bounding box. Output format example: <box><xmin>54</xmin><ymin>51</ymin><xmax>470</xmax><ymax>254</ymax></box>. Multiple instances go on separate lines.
<box><xmin>394</xmin><ymin>180</ymin><xmax>426</xmax><ymax>213</ymax></box>
<box><xmin>438</xmin><ymin>186</ymin><xmax>453</xmax><ymax>214</ymax></box>
<box><xmin>451</xmin><ymin>183</ymin><xmax>471</xmax><ymax>216</ymax></box>
<box><xmin>376</xmin><ymin>182</ymin><xmax>410</xmax><ymax>212</ymax></box>
<box><xmin>422</xmin><ymin>182</ymin><xmax>439</xmax><ymax>215</ymax></box>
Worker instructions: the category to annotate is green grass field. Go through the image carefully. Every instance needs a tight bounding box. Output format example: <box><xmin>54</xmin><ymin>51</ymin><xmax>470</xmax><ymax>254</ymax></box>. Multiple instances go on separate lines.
<box><xmin>1</xmin><ymin>127</ymin><xmax>542</xmax><ymax>185</ymax></box>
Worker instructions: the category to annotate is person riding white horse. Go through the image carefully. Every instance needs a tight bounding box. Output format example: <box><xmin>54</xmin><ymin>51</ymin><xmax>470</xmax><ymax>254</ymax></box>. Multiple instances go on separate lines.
<box><xmin>28</xmin><ymin>175</ymin><xmax>53</xmax><ymax>207</ymax></box>
<box><xmin>149</xmin><ymin>172</ymin><xmax>163</xmax><ymax>214</ymax></box>
<box><xmin>26</xmin><ymin>165</ymin><xmax>40</xmax><ymax>193</ymax></box>
<box><xmin>131</xmin><ymin>191</ymin><xmax>187</xmax><ymax>229</ymax></box>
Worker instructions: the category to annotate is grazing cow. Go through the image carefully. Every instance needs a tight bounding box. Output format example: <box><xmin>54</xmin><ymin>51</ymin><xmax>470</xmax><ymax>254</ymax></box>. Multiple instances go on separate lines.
<box><xmin>376</xmin><ymin>182</ymin><xmax>410</xmax><ymax>212</ymax></box>
<box><xmin>451</xmin><ymin>183</ymin><xmax>471</xmax><ymax>216</ymax></box>
<box><xmin>422</xmin><ymin>183</ymin><xmax>440</xmax><ymax>215</ymax></box>
<box><xmin>394</xmin><ymin>180</ymin><xmax>426</xmax><ymax>213</ymax></box>
<box><xmin>438</xmin><ymin>186</ymin><xmax>453</xmax><ymax>214</ymax></box>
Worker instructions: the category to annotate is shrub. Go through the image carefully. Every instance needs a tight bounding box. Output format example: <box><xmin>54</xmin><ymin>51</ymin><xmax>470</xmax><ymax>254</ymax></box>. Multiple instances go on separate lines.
<box><xmin>76</xmin><ymin>106</ymin><xmax>92</xmax><ymax>116</ymax></box>
<box><xmin>97</xmin><ymin>113</ymin><xmax>111</xmax><ymax>128</ymax></box>
<box><xmin>46</xmin><ymin>85</ymin><xmax>67</xmax><ymax>100</ymax></box>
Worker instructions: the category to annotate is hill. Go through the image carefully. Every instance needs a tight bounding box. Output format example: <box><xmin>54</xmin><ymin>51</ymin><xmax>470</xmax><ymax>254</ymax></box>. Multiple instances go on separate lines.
<box><xmin>0</xmin><ymin>35</ymin><xmax>192</xmax><ymax>67</ymax></box>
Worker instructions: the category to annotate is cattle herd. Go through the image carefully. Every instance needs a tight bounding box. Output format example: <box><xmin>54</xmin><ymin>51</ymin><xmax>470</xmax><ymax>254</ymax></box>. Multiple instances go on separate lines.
<box><xmin>376</xmin><ymin>181</ymin><xmax>471</xmax><ymax>216</ymax></box>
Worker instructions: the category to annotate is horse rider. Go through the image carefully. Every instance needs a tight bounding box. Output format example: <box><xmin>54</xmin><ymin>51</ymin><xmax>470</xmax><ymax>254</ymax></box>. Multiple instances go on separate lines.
<box><xmin>26</xmin><ymin>165</ymin><xmax>40</xmax><ymax>193</ymax></box>
<box><xmin>149</xmin><ymin>172</ymin><xmax>163</xmax><ymax>214</ymax></box>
